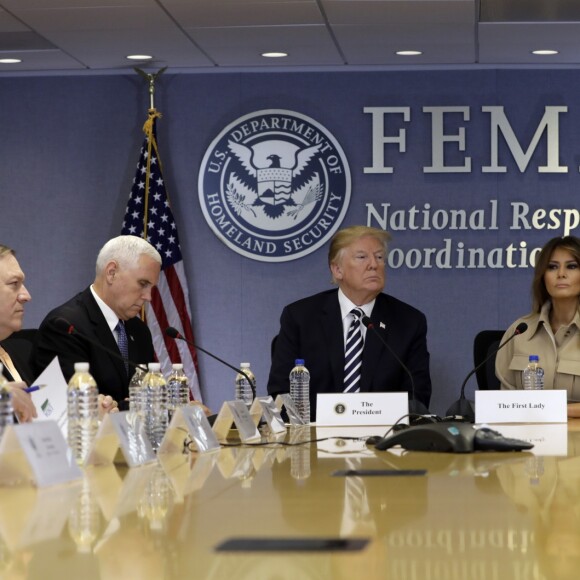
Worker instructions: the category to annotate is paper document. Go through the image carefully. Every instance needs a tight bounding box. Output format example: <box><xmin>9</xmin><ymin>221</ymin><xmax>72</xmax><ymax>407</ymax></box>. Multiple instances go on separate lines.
<box><xmin>29</xmin><ymin>356</ymin><xmax>68</xmax><ymax>435</ymax></box>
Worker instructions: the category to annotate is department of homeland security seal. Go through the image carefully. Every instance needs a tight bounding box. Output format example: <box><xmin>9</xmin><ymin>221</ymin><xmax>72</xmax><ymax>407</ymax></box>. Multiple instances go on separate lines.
<box><xmin>198</xmin><ymin>109</ymin><xmax>351</xmax><ymax>262</ymax></box>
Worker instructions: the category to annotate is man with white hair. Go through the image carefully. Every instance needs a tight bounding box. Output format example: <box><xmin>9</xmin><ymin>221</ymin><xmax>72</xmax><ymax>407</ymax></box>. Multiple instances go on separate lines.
<box><xmin>33</xmin><ymin>235</ymin><xmax>162</xmax><ymax>405</ymax></box>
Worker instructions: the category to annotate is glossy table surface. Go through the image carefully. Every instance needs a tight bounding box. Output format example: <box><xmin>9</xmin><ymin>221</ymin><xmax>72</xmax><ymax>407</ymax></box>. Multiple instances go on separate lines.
<box><xmin>1</xmin><ymin>421</ymin><xmax>580</xmax><ymax>580</ymax></box>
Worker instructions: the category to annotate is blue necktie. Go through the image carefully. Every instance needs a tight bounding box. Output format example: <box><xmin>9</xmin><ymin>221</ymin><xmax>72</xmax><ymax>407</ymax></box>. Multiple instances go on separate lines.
<box><xmin>115</xmin><ymin>320</ymin><xmax>129</xmax><ymax>376</ymax></box>
<box><xmin>344</xmin><ymin>308</ymin><xmax>364</xmax><ymax>393</ymax></box>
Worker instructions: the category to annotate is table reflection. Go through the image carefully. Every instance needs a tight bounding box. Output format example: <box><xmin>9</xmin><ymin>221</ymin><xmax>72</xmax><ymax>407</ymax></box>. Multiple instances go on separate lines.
<box><xmin>495</xmin><ymin>430</ymin><xmax>580</xmax><ymax>580</ymax></box>
<box><xmin>3</xmin><ymin>423</ymin><xmax>580</xmax><ymax>579</ymax></box>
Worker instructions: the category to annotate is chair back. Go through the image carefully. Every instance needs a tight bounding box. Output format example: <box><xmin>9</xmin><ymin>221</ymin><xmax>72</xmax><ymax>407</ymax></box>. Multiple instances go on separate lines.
<box><xmin>271</xmin><ymin>335</ymin><xmax>278</xmax><ymax>361</ymax></box>
<box><xmin>473</xmin><ymin>330</ymin><xmax>505</xmax><ymax>390</ymax></box>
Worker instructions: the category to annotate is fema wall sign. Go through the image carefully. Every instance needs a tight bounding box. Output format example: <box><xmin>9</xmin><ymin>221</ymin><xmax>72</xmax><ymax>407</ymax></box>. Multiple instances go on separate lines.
<box><xmin>198</xmin><ymin>109</ymin><xmax>351</xmax><ymax>262</ymax></box>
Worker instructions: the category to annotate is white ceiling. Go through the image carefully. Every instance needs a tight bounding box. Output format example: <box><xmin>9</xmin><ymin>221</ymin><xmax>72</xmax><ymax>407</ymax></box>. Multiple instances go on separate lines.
<box><xmin>1</xmin><ymin>0</ymin><xmax>580</xmax><ymax>74</ymax></box>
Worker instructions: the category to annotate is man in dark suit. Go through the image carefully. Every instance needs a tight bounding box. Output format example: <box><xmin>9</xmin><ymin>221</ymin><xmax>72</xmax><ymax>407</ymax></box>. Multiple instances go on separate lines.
<box><xmin>267</xmin><ymin>226</ymin><xmax>431</xmax><ymax>419</ymax></box>
<box><xmin>33</xmin><ymin>235</ymin><xmax>161</xmax><ymax>406</ymax></box>
<box><xmin>0</xmin><ymin>244</ymin><xmax>37</xmax><ymax>421</ymax></box>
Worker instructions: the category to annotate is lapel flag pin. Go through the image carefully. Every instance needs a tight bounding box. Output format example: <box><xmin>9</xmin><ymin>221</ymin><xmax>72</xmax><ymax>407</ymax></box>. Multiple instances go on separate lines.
<box><xmin>379</xmin><ymin>322</ymin><xmax>386</xmax><ymax>330</ymax></box>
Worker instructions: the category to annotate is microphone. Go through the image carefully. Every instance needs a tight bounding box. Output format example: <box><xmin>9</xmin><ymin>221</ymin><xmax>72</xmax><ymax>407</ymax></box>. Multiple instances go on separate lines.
<box><xmin>360</xmin><ymin>315</ymin><xmax>430</xmax><ymax>416</ymax></box>
<box><xmin>446</xmin><ymin>322</ymin><xmax>528</xmax><ymax>422</ymax></box>
<box><xmin>165</xmin><ymin>327</ymin><xmax>256</xmax><ymax>400</ymax></box>
<box><xmin>51</xmin><ymin>317</ymin><xmax>148</xmax><ymax>373</ymax></box>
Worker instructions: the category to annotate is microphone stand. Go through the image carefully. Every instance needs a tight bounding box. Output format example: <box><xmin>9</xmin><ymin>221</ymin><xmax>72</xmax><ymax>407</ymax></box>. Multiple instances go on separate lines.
<box><xmin>446</xmin><ymin>323</ymin><xmax>528</xmax><ymax>422</ymax></box>
<box><xmin>361</xmin><ymin>315</ymin><xmax>430</xmax><ymax>416</ymax></box>
<box><xmin>166</xmin><ymin>328</ymin><xmax>256</xmax><ymax>401</ymax></box>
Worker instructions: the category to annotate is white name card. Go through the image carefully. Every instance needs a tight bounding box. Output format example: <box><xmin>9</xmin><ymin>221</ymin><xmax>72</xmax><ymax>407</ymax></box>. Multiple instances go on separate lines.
<box><xmin>250</xmin><ymin>396</ymin><xmax>287</xmax><ymax>435</ymax></box>
<box><xmin>275</xmin><ymin>394</ymin><xmax>306</xmax><ymax>425</ymax></box>
<box><xmin>159</xmin><ymin>405</ymin><xmax>220</xmax><ymax>455</ymax></box>
<box><xmin>475</xmin><ymin>390</ymin><xmax>567</xmax><ymax>424</ymax></box>
<box><xmin>85</xmin><ymin>411</ymin><xmax>156</xmax><ymax>468</ymax></box>
<box><xmin>0</xmin><ymin>421</ymin><xmax>81</xmax><ymax>487</ymax></box>
<box><xmin>316</xmin><ymin>393</ymin><xmax>409</xmax><ymax>426</ymax></box>
<box><xmin>212</xmin><ymin>401</ymin><xmax>261</xmax><ymax>442</ymax></box>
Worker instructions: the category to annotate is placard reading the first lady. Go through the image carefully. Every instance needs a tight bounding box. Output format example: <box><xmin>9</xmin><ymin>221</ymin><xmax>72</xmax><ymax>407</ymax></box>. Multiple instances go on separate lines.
<box><xmin>475</xmin><ymin>390</ymin><xmax>567</xmax><ymax>423</ymax></box>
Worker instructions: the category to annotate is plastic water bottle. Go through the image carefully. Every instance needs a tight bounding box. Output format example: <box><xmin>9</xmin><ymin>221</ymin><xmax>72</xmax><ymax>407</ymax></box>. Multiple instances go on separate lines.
<box><xmin>142</xmin><ymin>362</ymin><xmax>168</xmax><ymax>452</ymax></box>
<box><xmin>166</xmin><ymin>363</ymin><xmax>190</xmax><ymax>419</ymax></box>
<box><xmin>235</xmin><ymin>362</ymin><xmax>255</xmax><ymax>407</ymax></box>
<box><xmin>67</xmin><ymin>362</ymin><xmax>99</xmax><ymax>465</ymax></box>
<box><xmin>0</xmin><ymin>364</ymin><xmax>14</xmax><ymax>439</ymax></box>
<box><xmin>289</xmin><ymin>359</ymin><xmax>310</xmax><ymax>423</ymax></box>
<box><xmin>522</xmin><ymin>355</ymin><xmax>544</xmax><ymax>390</ymax></box>
<box><xmin>128</xmin><ymin>365</ymin><xmax>146</xmax><ymax>415</ymax></box>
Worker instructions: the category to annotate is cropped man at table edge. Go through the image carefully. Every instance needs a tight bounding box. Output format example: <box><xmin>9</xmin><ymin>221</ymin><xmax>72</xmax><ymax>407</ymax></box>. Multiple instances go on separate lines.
<box><xmin>1</xmin><ymin>243</ymin><xmax>116</xmax><ymax>419</ymax></box>
<box><xmin>267</xmin><ymin>225</ymin><xmax>432</xmax><ymax>420</ymax></box>
<box><xmin>0</xmin><ymin>244</ymin><xmax>38</xmax><ymax>421</ymax></box>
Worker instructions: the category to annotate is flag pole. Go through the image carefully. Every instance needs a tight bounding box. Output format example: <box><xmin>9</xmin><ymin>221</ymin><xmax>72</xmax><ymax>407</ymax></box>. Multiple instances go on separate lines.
<box><xmin>133</xmin><ymin>67</ymin><xmax>167</xmax><ymax>241</ymax></box>
<box><xmin>122</xmin><ymin>70</ymin><xmax>203</xmax><ymax>399</ymax></box>
<box><xmin>134</xmin><ymin>66</ymin><xmax>167</xmax><ymax>109</ymax></box>
<box><xmin>134</xmin><ymin>67</ymin><xmax>167</xmax><ymax>320</ymax></box>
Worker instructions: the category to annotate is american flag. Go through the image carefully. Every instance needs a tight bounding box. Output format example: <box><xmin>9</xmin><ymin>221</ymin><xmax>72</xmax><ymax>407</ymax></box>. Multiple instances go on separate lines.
<box><xmin>121</xmin><ymin>109</ymin><xmax>202</xmax><ymax>401</ymax></box>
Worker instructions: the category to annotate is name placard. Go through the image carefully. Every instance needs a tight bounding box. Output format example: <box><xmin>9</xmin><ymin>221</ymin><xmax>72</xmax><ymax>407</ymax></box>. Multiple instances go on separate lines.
<box><xmin>212</xmin><ymin>401</ymin><xmax>261</xmax><ymax>442</ymax></box>
<box><xmin>85</xmin><ymin>411</ymin><xmax>156</xmax><ymax>468</ymax></box>
<box><xmin>159</xmin><ymin>405</ymin><xmax>220</xmax><ymax>455</ymax></box>
<box><xmin>0</xmin><ymin>421</ymin><xmax>82</xmax><ymax>487</ymax></box>
<box><xmin>316</xmin><ymin>393</ymin><xmax>409</xmax><ymax>426</ymax></box>
<box><xmin>275</xmin><ymin>394</ymin><xmax>306</xmax><ymax>425</ymax></box>
<box><xmin>250</xmin><ymin>396</ymin><xmax>287</xmax><ymax>435</ymax></box>
<box><xmin>475</xmin><ymin>390</ymin><xmax>567</xmax><ymax>423</ymax></box>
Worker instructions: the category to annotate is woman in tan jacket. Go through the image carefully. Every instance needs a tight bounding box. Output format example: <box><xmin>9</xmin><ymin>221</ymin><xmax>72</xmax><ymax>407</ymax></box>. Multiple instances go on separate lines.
<box><xmin>495</xmin><ymin>236</ymin><xmax>580</xmax><ymax>417</ymax></box>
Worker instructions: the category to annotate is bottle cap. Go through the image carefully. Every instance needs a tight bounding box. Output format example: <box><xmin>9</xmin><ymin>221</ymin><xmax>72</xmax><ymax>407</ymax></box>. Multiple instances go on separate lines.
<box><xmin>295</xmin><ymin>359</ymin><xmax>305</xmax><ymax>365</ymax></box>
<box><xmin>240</xmin><ymin>362</ymin><xmax>251</xmax><ymax>368</ymax></box>
<box><xmin>148</xmin><ymin>362</ymin><xmax>161</xmax><ymax>371</ymax></box>
<box><xmin>74</xmin><ymin>362</ymin><xmax>90</xmax><ymax>372</ymax></box>
<box><xmin>529</xmin><ymin>355</ymin><xmax>539</xmax><ymax>363</ymax></box>
<box><xmin>172</xmin><ymin>363</ymin><xmax>184</xmax><ymax>370</ymax></box>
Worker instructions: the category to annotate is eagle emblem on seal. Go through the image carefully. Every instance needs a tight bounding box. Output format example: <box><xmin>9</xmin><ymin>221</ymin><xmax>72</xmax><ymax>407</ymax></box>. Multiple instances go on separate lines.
<box><xmin>226</xmin><ymin>140</ymin><xmax>323</xmax><ymax>219</ymax></box>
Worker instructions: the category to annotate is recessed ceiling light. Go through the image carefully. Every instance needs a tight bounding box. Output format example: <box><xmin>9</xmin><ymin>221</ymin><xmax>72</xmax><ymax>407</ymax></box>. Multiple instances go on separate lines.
<box><xmin>532</xmin><ymin>49</ymin><xmax>559</xmax><ymax>55</ymax></box>
<box><xmin>126</xmin><ymin>54</ymin><xmax>153</xmax><ymax>60</ymax></box>
<box><xmin>0</xmin><ymin>58</ymin><xmax>22</xmax><ymax>64</ymax></box>
<box><xmin>396</xmin><ymin>50</ymin><xmax>422</xmax><ymax>56</ymax></box>
<box><xmin>261</xmin><ymin>52</ymin><xmax>288</xmax><ymax>58</ymax></box>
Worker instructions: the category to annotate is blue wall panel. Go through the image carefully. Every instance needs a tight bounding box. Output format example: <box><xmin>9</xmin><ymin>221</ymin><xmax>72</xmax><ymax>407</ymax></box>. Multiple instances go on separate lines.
<box><xmin>1</xmin><ymin>69</ymin><xmax>578</xmax><ymax>414</ymax></box>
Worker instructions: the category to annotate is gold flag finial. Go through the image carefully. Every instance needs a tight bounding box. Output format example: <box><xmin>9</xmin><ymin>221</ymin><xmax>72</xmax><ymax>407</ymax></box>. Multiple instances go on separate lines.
<box><xmin>134</xmin><ymin>66</ymin><xmax>167</xmax><ymax>109</ymax></box>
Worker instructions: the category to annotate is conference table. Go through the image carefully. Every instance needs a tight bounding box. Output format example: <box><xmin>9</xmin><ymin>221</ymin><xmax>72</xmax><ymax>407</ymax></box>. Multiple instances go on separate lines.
<box><xmin>1</xmin><ymin>420</ymin><xmax>579</xmax><ymax>579</ymax></box>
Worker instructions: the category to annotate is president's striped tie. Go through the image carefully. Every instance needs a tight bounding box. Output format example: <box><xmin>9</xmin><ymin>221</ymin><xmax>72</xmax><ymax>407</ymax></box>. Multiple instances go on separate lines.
<box><xmin>344</xmin><ymin>308</ymin><xmax>364</xmax><ymax>393</ymax></box>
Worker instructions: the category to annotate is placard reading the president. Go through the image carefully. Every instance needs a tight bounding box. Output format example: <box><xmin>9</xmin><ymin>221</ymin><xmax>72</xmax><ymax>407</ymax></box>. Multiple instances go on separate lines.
<box><xmin>475</xmin><ymin>390</ymin><xmax>567</xmax><ymax>423</ymax></box>
<box><xmin>316</xmin><ymin>393</ymin><xmax>408</xmax><ymax>426</ymax></box>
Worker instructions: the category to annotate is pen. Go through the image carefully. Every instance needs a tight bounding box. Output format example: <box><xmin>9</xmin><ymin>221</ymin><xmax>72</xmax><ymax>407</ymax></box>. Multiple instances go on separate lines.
<box><xmin>24</xmin><ymin>384</ymin><xmax>47</xmax><ymax>393</ymax></box>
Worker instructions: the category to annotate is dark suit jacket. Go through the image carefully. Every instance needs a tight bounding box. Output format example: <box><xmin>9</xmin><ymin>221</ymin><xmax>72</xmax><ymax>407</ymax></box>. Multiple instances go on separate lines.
<box><xmin>32</xmin><ymin>287</ymin><xmax>155</xmax><ymax>402</ymax></box>
<box><xmin>267</xmin><ymin>289</ymin><xmax>431</xmax><ymax>419</ymax></box>
<box><xmin>0</xmin><ymin>337</ymin><xmax>36</xmax><ymax>385</ymax></box>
